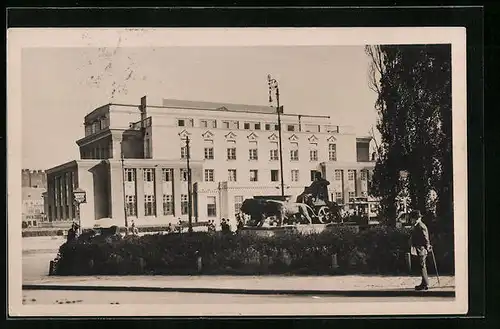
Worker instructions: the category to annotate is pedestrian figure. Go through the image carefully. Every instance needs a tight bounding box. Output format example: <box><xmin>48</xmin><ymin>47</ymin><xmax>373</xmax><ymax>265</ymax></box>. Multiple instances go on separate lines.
<box><xmin>165</xmin><ymin>223</ymin><xmax>173</xmax><ymax>234</ymax></box>
<box><xmin>221</xmin><ymin>218</ymin><xmax>231</xmax><ymax>234</ymax></box>
<box><xmin>176</xmin><ymin>219</ymin><xmax>183</xmax><ymax>233</ymax></box>
<box><xmin>207</xmin><ymin>220</ymin><xmax>216</xmax><ymax>233</ymax></box>
<box><xmin>409</xmin><ymin>210</ymin><xmax>432</xmax><ymax>291</ymax></box>
<box><xmin>130</xmin><ymin>220</ymin><xmax>139</xmax><ymax>236</ymax></box>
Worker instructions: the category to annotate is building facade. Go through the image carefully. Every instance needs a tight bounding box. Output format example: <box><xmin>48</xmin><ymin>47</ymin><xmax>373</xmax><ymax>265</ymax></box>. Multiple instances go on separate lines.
<box><xmin>21</xmin><ymin>169</ymin><xmax>47</xmax><ymax>227</ymax></box>
<box><xmin>45</xmin><ymin>96</ymin><xmax>376</xmax><ymax>229</ymax></box>
<box><xmin>22</xmin><ymin>187</ymin><xmax>46</xmax><ymax>227</ymax></box>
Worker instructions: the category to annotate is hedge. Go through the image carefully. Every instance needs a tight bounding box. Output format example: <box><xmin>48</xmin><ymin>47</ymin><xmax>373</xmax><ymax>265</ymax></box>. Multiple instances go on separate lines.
<box><xmin>53</xmin><ymin>225</ymin><xmax>454</xmax><ymax>276</ymax></box>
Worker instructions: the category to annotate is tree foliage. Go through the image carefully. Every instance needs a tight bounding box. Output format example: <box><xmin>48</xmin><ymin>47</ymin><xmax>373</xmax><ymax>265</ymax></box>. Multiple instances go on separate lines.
<box><xmin>365</xmin><ymin>45</ymin><xmax>452</xmax><ymax>226</ymax></box>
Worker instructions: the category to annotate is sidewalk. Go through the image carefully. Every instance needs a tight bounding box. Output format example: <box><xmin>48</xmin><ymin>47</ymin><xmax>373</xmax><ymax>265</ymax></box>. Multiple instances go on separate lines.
<box><xmin>23</xmin><ymin>275</ymin><xmax>456</xmax><ymax>297</ymax></box>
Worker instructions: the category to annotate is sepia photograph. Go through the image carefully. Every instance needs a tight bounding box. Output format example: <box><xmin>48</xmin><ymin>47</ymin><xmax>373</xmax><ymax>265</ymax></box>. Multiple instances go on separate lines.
<box><xmin>8</xmin><ymin>27</ymin><xmax>467</xmax><ymax>317</ymax></box>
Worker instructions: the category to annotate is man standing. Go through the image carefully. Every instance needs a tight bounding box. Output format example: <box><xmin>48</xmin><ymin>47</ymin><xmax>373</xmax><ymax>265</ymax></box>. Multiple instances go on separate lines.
<box><xmin>410</xmin><ymin>210</ymin><xmax>432</xmax><ymax>291</ymax></box>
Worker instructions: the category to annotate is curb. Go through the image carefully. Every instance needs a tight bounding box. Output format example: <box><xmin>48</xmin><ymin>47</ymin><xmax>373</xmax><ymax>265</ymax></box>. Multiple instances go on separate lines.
<box><xmin>22</xmin><ymin>284</ymin><xmax>455</xmax><ymax>298</ymax></box>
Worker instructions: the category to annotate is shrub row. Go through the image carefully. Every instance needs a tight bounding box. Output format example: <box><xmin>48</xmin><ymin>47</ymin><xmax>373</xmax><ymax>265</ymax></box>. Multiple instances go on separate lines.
<box><xmin>54</xmin><ymin>225</ymin><xmax>454</xmax><ymax>276</ymax></box>
<box><xmin>22</xmin><ymin>229</ymin><xmax>66</xmax><ymax>238</ymax></box>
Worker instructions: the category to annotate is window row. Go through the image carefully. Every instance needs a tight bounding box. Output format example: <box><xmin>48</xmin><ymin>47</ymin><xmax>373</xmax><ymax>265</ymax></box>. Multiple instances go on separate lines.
<box><xmin>190</xmin><ymin>144</ymin><xmax>337</xmax><ymax>162</ymax></box>
<box><xmin>125</xmin><ymin>194</ymin><xmax>217</xmax><ymax>217</ymax></box>
<box><xmin>334</xmin><ymin>169</ymin><xmax>369</xmax><ymax>181</ymax></box>
<box><xmin>125</xmin><ymin>168</ymin><xmax>192</xmax><ymax>182</ymax></box>
<box><xmin>177</xmin><ymin>118</ymin><xmax>339</xmax><ymax>133</ymax></box>
<box><xmin>123</xmin><ymin>167</ymin><xmax>369</xmax><ymax>184</ymax></box>
<box><xmin>205</xmin><ymin>169</ymin><xmax>324</xmax><ymax>183</ymax></box>
<box><xmin>81</xmin><ymin>142</ymin><xmax>113</xmax><ymax>160</ymax></box>
<box><xmin>84</xmin><ymin>115</ymin><xmax>110</xmax><ymax>136</ymax></box>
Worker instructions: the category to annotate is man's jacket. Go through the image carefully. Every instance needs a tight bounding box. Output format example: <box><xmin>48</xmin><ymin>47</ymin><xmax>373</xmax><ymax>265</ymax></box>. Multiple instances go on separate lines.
<box><xmin>411</xmin><ymin>221</ymin><xmax>431</xmax><ymax>256</ymax></box>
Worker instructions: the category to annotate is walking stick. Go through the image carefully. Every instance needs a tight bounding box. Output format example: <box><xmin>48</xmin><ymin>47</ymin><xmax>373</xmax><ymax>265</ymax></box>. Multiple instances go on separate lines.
<box><xmin>430</xmin><ymin>247</ymin><xmax>440</xmax><ymax>286</ymax></box>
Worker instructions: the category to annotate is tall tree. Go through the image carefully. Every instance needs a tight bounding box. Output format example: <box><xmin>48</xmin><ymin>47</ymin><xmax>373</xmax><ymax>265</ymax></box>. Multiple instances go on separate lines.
<box><xmin>365</xmin><ymin>44</ymin><xmax>452</xmax><ymax>226</ymax></box>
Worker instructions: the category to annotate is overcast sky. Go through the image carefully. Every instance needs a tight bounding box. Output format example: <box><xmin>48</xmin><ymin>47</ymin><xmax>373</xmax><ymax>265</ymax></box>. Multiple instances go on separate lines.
<box><xmin>21</xmin><ymin>45</ymin><xmax>378</xmax><ymax>170</ymax></box>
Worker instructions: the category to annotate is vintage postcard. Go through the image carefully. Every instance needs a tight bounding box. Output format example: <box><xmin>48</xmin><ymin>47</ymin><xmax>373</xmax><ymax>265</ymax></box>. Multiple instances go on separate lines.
<box><xmin>8</xmin><ymin>27</ymin><xmax>467</xmax><ymax>317</ymax></box>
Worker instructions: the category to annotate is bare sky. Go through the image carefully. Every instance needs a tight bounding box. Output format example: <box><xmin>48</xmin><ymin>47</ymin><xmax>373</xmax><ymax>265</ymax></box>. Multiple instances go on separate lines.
<box><xmin>21</xmin><ymin>46</ymin><xmax>378</xmax><ymax>170</ymax></box>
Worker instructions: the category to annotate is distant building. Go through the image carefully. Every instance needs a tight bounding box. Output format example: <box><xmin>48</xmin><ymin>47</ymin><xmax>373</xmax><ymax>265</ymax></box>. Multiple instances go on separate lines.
<box><xmin>22</xmin><ymin>187</ymin><xmax>46</xmax><ymax>227</ymax></box>
<box><xmin>22</xmin><ymin>169</ymin><xmax>47</xmax><ymax>188</ymax></box>
<box><xmin>45</xmin><ymin>96</ymin><xmax>376</xmax><ymax>229</ymax></box>
<box><xmin>21</xmin><ymin>169</ymin><xmax>47</xmax><ymax>227</ymax></box>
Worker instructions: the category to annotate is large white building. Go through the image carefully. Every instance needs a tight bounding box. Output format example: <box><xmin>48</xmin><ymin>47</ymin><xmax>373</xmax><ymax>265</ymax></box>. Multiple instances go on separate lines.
<box><xmin>45</xmin><ymin>96</ymin><xmax>376</xmax><ymax>229</ymax></box>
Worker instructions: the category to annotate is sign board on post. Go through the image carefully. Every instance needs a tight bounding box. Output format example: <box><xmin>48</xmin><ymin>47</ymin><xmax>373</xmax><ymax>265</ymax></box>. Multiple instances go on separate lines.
<box><xmin>73</xmin><ymin>188</ymin><xmax>86</xmax><ymax>204</ymax></box>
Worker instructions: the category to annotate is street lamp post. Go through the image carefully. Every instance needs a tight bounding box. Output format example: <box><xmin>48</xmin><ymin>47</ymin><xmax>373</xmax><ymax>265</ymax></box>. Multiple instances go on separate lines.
<box><xmin>268</xmin><ymin>74</ymin><xmax>285</xmax><ymax>199</ymax></box>
<box><xmin>72</xmin><ymin>187</ymin><xmax>86</xmax><ymax>235</ymax></box>
<box><xmin>120</xmin><ymin>143</ymin><xmax>129</xmax><ymax>232</ymax></box>
<box><xmin>181</xmin><ymin>134</ymin><xmax>194</xmax><ymax>234</ymax></box>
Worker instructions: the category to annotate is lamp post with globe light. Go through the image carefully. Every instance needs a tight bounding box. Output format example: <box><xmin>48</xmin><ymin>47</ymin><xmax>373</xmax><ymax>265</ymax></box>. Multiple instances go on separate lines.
<box><xmin>268</xmin><ymin>74</ymin><xmax>285</xmax><ymax>199</ymax></box>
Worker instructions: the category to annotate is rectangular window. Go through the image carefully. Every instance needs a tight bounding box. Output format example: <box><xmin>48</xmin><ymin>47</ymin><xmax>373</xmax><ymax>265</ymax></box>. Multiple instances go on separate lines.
<box><xmin>348</xmin><ymin>170</ymin><xmax>355</xmax><ymax>181</ymax></box>
<box><xmin>250</xmin><ymin>170</ymin><xmax>258</xmax><ymax>182</ymax></box>
<box><xmin>125</xmin><ymin>195</ymin><xmax>137</xmax><ymax>216</ymax></box>
<box><xmin>254</xmin><ymin>123</ymin><xmax>261</xmax><ymax>130</ymax></box>
<box><xmin>361</xmin><ymin>170</ymin><xmax>367</xmax><ymax>181</ymax></box>
<box><xmin>222</xmin><ymin>120</ymin><xmax>238</xmax><ymax>129</ymax></box>
<box><xmin>335</xmin><ymin>192</ymin><xmax>343</xmax><ymax>204</ymax></box>
<box><xmin>270</xmin><ymin>143</ymin><xmax>279</xmax><ymax>161</ymax></box>
<box><xmin>178</xmin><ymin>118</ymin><xmax>193</xmax><ymax>127</ymax></box>
<box><xmin>348</xmin><ymin>191</ymin><xmax>356</xmax><ymax>202</ymax></box>
<box><xmin>163</xmin><ymin>195</ymin><xmax>173</xmax><ymax>215</ymax></box>
<box><xmin>291</xmin><ymin>170</ymin><xmax>299</xmax><ymax>182</ymax></box>
<box><xmin>144</xmin><ymin>195</ymin><xmax>156</xmax><ymax>216</ymax></box>
<box><xmin>124</xmin><ymin>169</ymin><xmax>136</xmax><ymax>182</ymax></box>
<box><xmin>207</xmin><ymin>196</ymin><xmax>217</xmax><ymax>217</ymax></box>
<box><xmin>310</xmin><ymin>170</ymin><xmax>320</xmax><ymax>181</ymax></box>
<box><xmin>200</xmin><ymin>119</ymin><xmax>216</xmax><ymax>128</ymax></box>
<box><xmin>181</xmin><ymin>146</ymin><xmax>188</xmax><ymax>159</ymax></box>
<box><xmin>304</xmin><ymin>124</ymin><xmax>320</xmax><ymax>133</ymax></box>
<box><xmin>290</xmin><ymin>149</ymin><xmax>299</xmax><ymax>161</ymax></box>
<box><xmin>228</xmin><ymin>169</ymin><xmax>237</xmax><ymax>182</ymax></box>
<box><xmin>329</xmin><ymin>144</ymin><xmax>337</xmax><ymax>161</ymax></box>
<box><xmin>244</xmin><ymin>123</ymin><xmax>250</xmax><ymax>130</ymax></box>
<box><xmin>275</xmin><ymin>124</ymin><xmax>280</xmax><ymax>131</ymax></box>
<box><xmin>249</xmin><ymin>149</ymin><xmax>258</xmax><ymax>160</ymax></box>
<box><xmin>270</xmin><ymin>149</ymin><xmax>279</xmax><ymax>161</ymax></box>
<box><xmin>287</xmin><ymin>125</ymin><xmax>296</xmax><ymax>132</ymax></box>
<box><xmin>271</xmin><ymin>170</ymin><xmax>279</xmax><ymax>182</ymax></box>
<box><xmin>310</xmin><ymin>149</ymin><xmax>318</xmax><ymax>161</ymax></box>
<box><xmin>265</xmin><ymin>123</ymin><xmax>271</xmax><ymax>131</ymax></box>
<box><xmin>335</xmin><ymin>170</ymin><xmax>343</xmax><ymax>181</ymax></box>
<box><xmin>234</xmin><ymin>196</ymin><xmax>244</xmax><ymax>214</ymax></box>
<box><xmin>204</xmin><ymin>169</ymin><xmax>214</xmax><ymax>182</ymax></box>
<box><xmin>180</xmin><ymin>169</ymin><xmax>190</xmax><ymax>182</ymax></box>
<box><xmin>162</xmin><ymin>168</ymin><xmax>173</xmax><ymax>182</ymax></box>
<box><xmin>181</xmin><ymin>194</ymin><xmax>189</xmax><ymax>215</ymax></box>
<box><xmin>204</xmin><ymin>147</ymin><xmax>214</xmax><ymax>160</ymax></box>
<box><xmin>143</xmin><ymin>168</ymin><xmax>155</xmax><ymax>182</ymax></box>
<box><xmin>227</xmin><ymin>148</ymin><xmax>237</xmax><ymax>160</ymax></box>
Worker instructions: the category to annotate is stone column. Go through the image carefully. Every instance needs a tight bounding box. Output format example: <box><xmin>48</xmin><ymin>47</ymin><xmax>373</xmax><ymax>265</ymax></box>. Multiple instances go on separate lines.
<box><xmin>342</xmin><ymin>168</ymin><xmax>349</xmax><ymax>206</ymax></box>
<box><xmin>109</xmin><ymin>161</ymin><xmax>125</xmax><ymax>225</ymax></box>
<box><xmin>173</xmin><ymin>168</ymin><xmax>182</xmax><ymax>217</ymax></box>
<box><xmin>219</xmin><ymin>182</ymin><xmax>229</xmax><ymax>219</ymax></box>
<box><xmin>155</xmin><ymin>167</ymin><xmax>163</xmax><ymax>218</ymax></box>
<box><xmin>67</xmin><ymin>172</ymin><xmax>74</xmax><ymax>221</ymax></box>
<box><xmin>136</xmin><ymin>168</ymin><xmax>145</xmax><ymax>219</ymax></box>
<box><xmin>355</xmin><ymin>169</ymin><xmax>362</xmax><ymax>197</ymax></box>
<box><xmin>111</xmin><ymin>134</ymin><xmax>123</xmax><ymax>159</ymax></box>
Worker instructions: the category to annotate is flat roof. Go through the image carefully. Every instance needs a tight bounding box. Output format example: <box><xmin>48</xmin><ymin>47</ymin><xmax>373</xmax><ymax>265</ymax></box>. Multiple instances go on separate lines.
<box><xmin>106</xmin><ymin>98</ymin><xmax>331</xmax><ymax>119</ymax></box>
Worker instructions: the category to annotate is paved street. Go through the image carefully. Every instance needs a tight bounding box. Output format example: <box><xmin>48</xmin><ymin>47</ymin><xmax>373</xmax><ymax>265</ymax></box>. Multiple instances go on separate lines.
<box><xmin>21</xmin><ymin>236</ymin><xmax>455</xmax><ymax>305</ymax></box>
<box><xmin>22</xmin><ymin>289</ymin><xmax>451</xmax><ymax>305</ymax></box>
